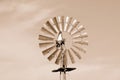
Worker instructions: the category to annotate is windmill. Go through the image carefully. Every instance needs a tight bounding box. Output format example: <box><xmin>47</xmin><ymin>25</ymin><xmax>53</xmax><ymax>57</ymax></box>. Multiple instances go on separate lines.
<box><xmin>38</xmin><ymin>16</ymin><xmax>88</xmax><ymax>80</ymax></box>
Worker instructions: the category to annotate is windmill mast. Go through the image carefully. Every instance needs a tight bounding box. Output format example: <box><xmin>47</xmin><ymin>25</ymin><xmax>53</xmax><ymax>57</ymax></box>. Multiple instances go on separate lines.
<box><xmin>60</xmin><ymin>45</ymin><xmax>66</xmax><ymax>80</ymax></box>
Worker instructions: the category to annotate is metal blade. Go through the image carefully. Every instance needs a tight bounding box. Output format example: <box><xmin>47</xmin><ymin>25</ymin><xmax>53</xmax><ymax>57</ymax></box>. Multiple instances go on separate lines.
<box><xmin>73</xmin><ymin>44</ymin><xmax>86</xmax><ymax>53</ymax></box>
<box><xmin>61</xmin><ymin>16</ymin><xmax>64</xmax><ymax>31</ymax></box>
<box><xmin>42</xmin><ymin>45</ymin><xmax>56</xmax><ymax>55</ymax></box>
<box><xmin>75</xmin><ymin>41</ymin><xmax>88</xmax><ymax>45</ymax></box>
<box><xmin>48</xmin><ymin>49</ymin><xmax>59</xmax><ymax>61</ymax></box>
<box><xmin>46</xmin><ymin>21</ymin><xmax>57</xmax><ymax>34</ymax></box>
<box><xmin>63</xmin><ymin>50</ymin><xmax>67</xmax><ymax>66</ymax></box>
<box><xmin>68</xmin><ymin>49</ymin><xmax>75</xmax><ymax>64</ymax></box>
<box><xmin>81</xmin><ymin>32</ymin><xmax>88</xmax><ymax>38</ymax></box>
<box><xmin>65</xmin><ymin>17</ymin><xmax>73</xmax><ymax>32</ymax></box>
<box><xmin>73</xmin><ymin>32</ymin><xmax>88</xmax><ymax>39</ymax></box>
<box><xmin>55</xmin><ymin>50</ymin><xmax>62</xmax><ymax>65</ymax></box>
<box><xmin>58</xmin><ymin>16</ymin><xmax>64</xmax><ymax>31</ymax></box>
<box><xmin>49</xmin><ymin>18</ymin><xmax>59</xmax><ymax>33</ymax></box>
<box><xmin>70</xmin><ymin>48</ymin><xmax>81</xmax><ymax>59</ymax></box>
<box><xmin>71</xmin><ymin>25</ymin><xmax>85</xmax><ymax>35</ymax></box>
<box><xmin>69</xmin><ymin>19</ymin><xmax>79</xmax><ymax>33</ymax></box>
<box><xmin>39</xmin><ymin>42</ymin><xmax>54</xmax><ymax>48</ymax></box>
<box><xmin>41</xmin><ymin>27</ymin><xmax>55</xmax><ymax>36</ymax></box>
<box><xmin>52</xmin><ymin>17</ymin><xmax>60</xmax><ymax>32</ymax></box>
<box><xmin>38</xmin><ymin>35</ymin><xmax>54</xmax><ymax>41</ymax></box>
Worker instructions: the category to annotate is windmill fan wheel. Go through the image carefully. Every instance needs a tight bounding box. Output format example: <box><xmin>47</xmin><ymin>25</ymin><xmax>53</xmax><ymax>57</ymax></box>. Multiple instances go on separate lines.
<box><xmin>38</xmin><ymin>16</ymin><xmax>88</xmax><ymax>65</ymax></box>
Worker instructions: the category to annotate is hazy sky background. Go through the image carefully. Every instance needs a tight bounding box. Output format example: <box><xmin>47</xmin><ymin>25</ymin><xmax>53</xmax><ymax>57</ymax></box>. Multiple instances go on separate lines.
<box><xmin>0</xmin><ymin>0</ymin><xmax>120</xmax><ymax>80</ymax></box>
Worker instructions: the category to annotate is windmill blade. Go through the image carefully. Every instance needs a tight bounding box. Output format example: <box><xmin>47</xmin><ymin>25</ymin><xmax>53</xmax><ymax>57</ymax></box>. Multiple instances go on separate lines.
<box><xmin>55</xmin><ymin>50</ymin><xmax>62</xmax><ymax>65</ymax></box>
<box><xmin>69</xmin><ymin>19</ymin><xmax>80</xmax><ymax>33</ymax></box>
<box><xmin>81</xmin><ymin>32</ymin><xmax>88</xmax><ymax>38</ymax></box>
<box><xmin>73</xmin><ymin>32</ymin><xmax>88</xmax><ymax>39</ymax></box>
<box><xmin>65</xmin><ymin>17</ymin><xmax>73</xmax><ymax>32</ymax></box>
<box><xmin>68</xmin><ymin>49</ymin><xmax>75</xmax><ymax>64</ymax></box>
<box><xmin>48</xmin><ymin>49</ymin><xmax>59</xmax><ymax>61</ymax></box>
<box><xmin>42</xmin><ymin>45</ymin><xmax>56</xmax><ymax>55</ymax></box>
<box><xmin>70</xmin><ymin>48</ymin><xmax>81</xmax><ymax>59</ymax></box>
<box><xmin>49</xmin><ymin>18</ymin><xmax>59</xmax><ymax>33</ymax></box>
<box><xmin>61</xmin><ymin>16</ymin><xmax>64</xmax><ymax>31</ymax></box>
<box><xmin>73</xmin><ymin>44</ymin><xmax>86</xmax><ymax>53</ymax></box>
<box><xmin>75</xmin><ymin>40</ymin><xmax>88</xmax><ymax>45</ymax></box>
<box><xmin>41</xmin><ymin>27</ymin><xmax>55</xmax><ymax>36</ymax></box>
<box><xmin>45</xmin><ymin>21</ymin><xmax>57</xmax><ymax>34</ymax></box>
<box><xmin>58</xmin><ymin>16</ymin><xmax>64</xmax><ymax>31</ymax></box>
<box><xmin>63</xmin><ymin>50</ymin><xmax>67</xmax><ymax>66</ymax></box>
<box><xmin>71</xmin><ymin>25</ymin><xmax>85</xmax><ymax>35</ymax></box>
<box><xmin>38</xmin><ymin>35</ymin><xmax>54</xmax><ymax>41</ymax></box>
<box><xmin>39</xmin><ymin>42</ymin><xmax>54</xmax><ymax>48</ymax></box>
<box><xmin>52</xmin><ymin>17</ymin><xmax>60</xmax><ymax>32</ymax></box>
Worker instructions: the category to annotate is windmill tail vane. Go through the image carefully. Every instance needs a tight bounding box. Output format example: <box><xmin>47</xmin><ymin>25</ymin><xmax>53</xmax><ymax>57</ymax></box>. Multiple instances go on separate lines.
<box><xmin>38</xmin><ymin>16</ymin><xmax>88</xmax><ymax>80</ymax></box>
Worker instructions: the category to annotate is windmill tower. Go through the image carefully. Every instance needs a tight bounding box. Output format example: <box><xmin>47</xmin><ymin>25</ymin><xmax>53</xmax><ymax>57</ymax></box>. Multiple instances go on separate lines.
<box><xmin>38</xmin><ymin>16</ymin><xmax>88</xmax><ymax>80</ymax></box>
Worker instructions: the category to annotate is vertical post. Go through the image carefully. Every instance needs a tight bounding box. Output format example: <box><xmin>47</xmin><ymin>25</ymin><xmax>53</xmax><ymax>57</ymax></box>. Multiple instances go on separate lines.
<box><xmin>61</xmin><ymin>71</ymin><xmax>66</xmax><ymax>80</ymax></box>
<box><xmin>60</xmin><ymin>47</ymin><xmax>66</xmax><ymax>80</ymax></box>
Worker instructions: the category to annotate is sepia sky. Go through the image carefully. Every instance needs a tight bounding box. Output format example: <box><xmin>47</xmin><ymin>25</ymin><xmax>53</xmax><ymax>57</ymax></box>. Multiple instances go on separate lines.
<box><xmin>0</xmin><ymin>0</ymin><xmax>120</xmax><ymax>80</ymax></box>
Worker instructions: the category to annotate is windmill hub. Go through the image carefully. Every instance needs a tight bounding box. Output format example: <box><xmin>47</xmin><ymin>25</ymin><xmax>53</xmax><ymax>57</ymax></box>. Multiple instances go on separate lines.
<box><xmin>56</xmin><ymin>31</ymin><xmax>72</xmax><ymax>49</ymax></box>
